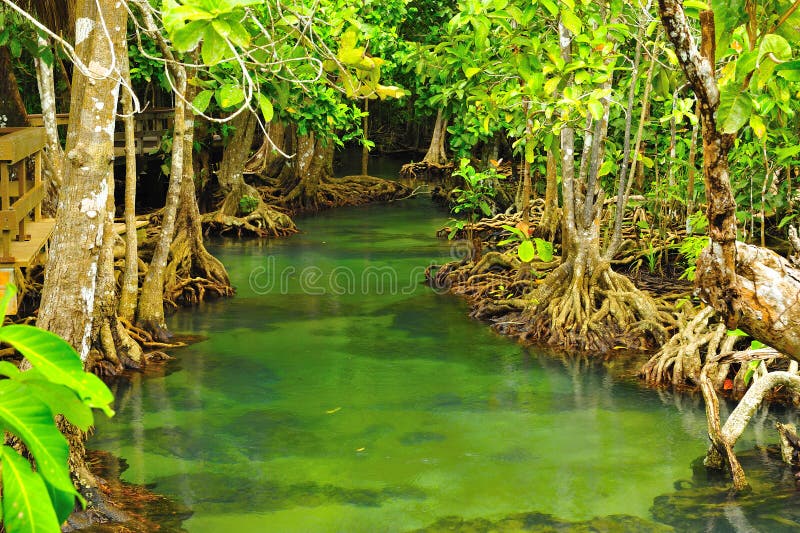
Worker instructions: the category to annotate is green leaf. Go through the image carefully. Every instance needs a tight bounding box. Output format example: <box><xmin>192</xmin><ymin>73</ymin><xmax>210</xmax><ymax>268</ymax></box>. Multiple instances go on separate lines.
<box><xmin>256</xmin><ymin>93</ymin><xmax>274</xmax><ymax>123</ymax></box>
<box><xmin>534</xmin><ymin>238</ymin><xmax>554</xmax><ymax>262</ymax></box>
<box><xmin>463</xmin><ymin>66</ymin><xmax>481</xmax><ymax>79</ymax></box>
<box><xmin>15</xmin><ymin>377</ymin><xmax>94</xmax><ymax>431</ymax></box>
<box><xmin>1</xmin><ymin>445</ymin><xmax>62</xmax><ymax>532</ymax></box>
<box><xmin>758</xmin><ymin>33</ymin><xmax>792</xmax><ymax>63</ymax></box>
<box><xmin>749</xmin><ymin>114</ymin><xmax>766</xmax><ymax>139</ymax></box>
<box><xmin>517</xmin><ymin>239</ymin><xmax>536</xmax><ymax>262</ymax></box>
<box><xmin>0</xmin><ymin>380</ymin><xmax>73</xmax><ymax>493</ymax></box>
<box><xmin>717</xmin><ymin>84</ymin><xmax>753</xmax><ymax>134</ymax></box>
<box><xmin>191</xmin><ymin>89</ymin><xmax>214</xmax><ymax>114</ymax></box>
<box><xmin>215</xmin><ymin>84</ymin><xmax>245</xmax><ymax>109</ymax></box>
<box><xmin>0</xmin><ymin>325</ymin><xmax>114</xmax><ymax>416</ymax></box>
<box><xmin>743</xmin><ymin>359</ymin><xmax>761</xmax><ymax>385</ymax></box>
<box><xmin>539</xmin><ymin>0</ymin><xmax>559</xmax><ymax>16</ymax></box>
<box><xmin>560</xmin><ymin>9</ymin><xmax>582</xmax><ymax>35</ymax></box>
<box><xmin>9</xmin><ymin>38</ymin><xmax>21</xmax><ymax>58</ymax></box>
<box><xmin>202</xmin><ymin>24</ymin><xmax>227</xmax><ymax>65</ymax></box>
<box><xmin>170</xmin><ymin>20</ymin><xmax>208</xmax><ymax>52</ymax></box>
<box><xmin>587</xmin><ymin>99</ymin><xmax>603</xmax><ymax>120</ymax></box>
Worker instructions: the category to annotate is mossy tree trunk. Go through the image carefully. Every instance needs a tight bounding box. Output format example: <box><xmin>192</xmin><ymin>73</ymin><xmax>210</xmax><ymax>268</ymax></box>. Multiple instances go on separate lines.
<box><xmin>118</xmin><ymin>48</ymin><xmax>139</xmax><ymax>322</ymax></box>
<box><xmin>134</xmin><ymin>0</ymin><xmax>187</xmax><ymax>341</ymax></box>
<box><xmin>422</xmin><ymin>108</ymin><xmax>448</xmax><ymax>165</ymax></box>
<box><xmin>36</xmin><ymin>0</ymin><xmax>141</xmax><ymax>500</ymax></box>
<box><xmin>660</xmin><ymin>1</ymin><xmax>800</xmax><ymax>359</ymax></box>
<box><xmin>34</xmin><ymin>36</ymin><xmax>63</xmax><ymax>215</ymax></box>
<box><xmin>206</xmin><ymin>111</ymin><xmax>296</xmax><ymax>236</ymax></box>
<box><xmin>521</xmin><ymin>19</ymin><xmax>667</xmax><ymax>353</ymax></box>
<box><xmin>280</xmin><ymin>130</ymin><xmax>334</xmax><ymax>211</ymax></box>
<box><xmin>165</xmin><ymin>81</ymin><xmax>233</xmax><ymax>305</ymax></box>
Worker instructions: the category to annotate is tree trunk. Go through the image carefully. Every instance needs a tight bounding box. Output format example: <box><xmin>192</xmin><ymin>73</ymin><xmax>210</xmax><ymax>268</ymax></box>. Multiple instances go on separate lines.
<box><xmin>659</xmin><ymin>1</ymin><xmax>800</xmax><ymax>361</ymax></box>
<box><xmin>36</xmin><ymin>0</ymin><xmax>140</xmax><ymax>498</ymax></box>
<box><xmin>34</xmin><ymin>36</ymin><xmax>63</xmax><ymax>215</ymax></box>
<box><xmin>244</xmin><ymin>119</ymin><xmax>288</xmax><ymax>180</ymax></box>
<box><xmin>166</xmin><ymin>91</ymin><xmax>233</xmax><ymax>306</ymax></box>
<box><xmin>217</xmin><ymin>110</ymin><xmax>257</xmax><ymax>214</ymax></box>
<box><xmin>281</xmin><ymin>131</ymin><xmax>333</xmax><ymax>210</ymax></box>
<box><xmin>422</xmin><ymin>108</ymin><xmax>448</xmax><ymax>165</ymax></box>
<box><xmin>0</xmin><ymin>45</ymin><xmax>29</xmax><ymax>127</ymax></box>
<box><xmin>362</xmin><ymin>99</ymin><xmax>369</xmax><ymax>175</ymax></box>
<box><xmin>137</xmin><ymin>74</ymin><xmax>186</xmax><ymax>341</ymax></box>
<box><xmin>118</xmin><ymin>48</ymin><xmax>139</xmax><ymax>322</ymax></box>
<box><xmin>521</xmin><ymin>18</ymin><xmax>667</xmax><ymax>353</ymax></box>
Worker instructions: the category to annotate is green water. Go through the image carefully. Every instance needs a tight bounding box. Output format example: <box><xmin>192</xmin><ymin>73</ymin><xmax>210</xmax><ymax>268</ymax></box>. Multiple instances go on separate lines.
<box><xmin>91</xmin><ymin>198</ymin><xmax>800</xmax><ymax>532</ymax></box>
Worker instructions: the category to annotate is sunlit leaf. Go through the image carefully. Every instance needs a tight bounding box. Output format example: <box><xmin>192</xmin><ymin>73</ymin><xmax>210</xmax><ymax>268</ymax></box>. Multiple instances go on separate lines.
<box><xmin>1</xmin><ymin>445</ymin><xmax>61</xmax><ymax>532</ymax></box>
<box><xmin>0</xmin><ymin>325</ymin><xmax>114</xmax><ymax>416</ymax></box>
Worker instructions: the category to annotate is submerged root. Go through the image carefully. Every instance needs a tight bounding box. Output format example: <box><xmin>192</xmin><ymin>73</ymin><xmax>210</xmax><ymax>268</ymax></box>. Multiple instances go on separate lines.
<box><xmin>273</xmin><ymin>174</ymin><xmax>410</xmax><ymax>214</ymax></box>
<box><xmin>203</xmin><ymin>180</ymin><xmax>297</xmax><ymax>238</ymax></box>
<box><xmin>521</xmin><ymin>260</ymin><xmax>672</xmax><ymax>353</ymax></box>
<box><xmin>640</xmin><ymin>306</ymin><xmax>733</xmax><ymax>388</ymax></box>
<box><xmin>164</xmin><ymin>230</ymin><xmax>235</xmax><ymax>308</ymax></box>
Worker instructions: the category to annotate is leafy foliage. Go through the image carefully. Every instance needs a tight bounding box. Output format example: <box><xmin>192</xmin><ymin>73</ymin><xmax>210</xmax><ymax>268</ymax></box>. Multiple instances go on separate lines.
<box><xmin>0</xmin><ymin>287</ymin><xmax>115</xmax><ymax>533</ymax></box>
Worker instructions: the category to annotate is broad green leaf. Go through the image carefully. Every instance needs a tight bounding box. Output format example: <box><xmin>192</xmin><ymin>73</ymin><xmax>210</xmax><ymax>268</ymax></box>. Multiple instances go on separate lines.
<box><xmin>0</xmin><ymin>380</ymin><xmax>73</xmax><ymax>493</ymax></box>
<box><xmin>534</xmin><ymin>238</ymin><xmax>554</xmax><ymax>262</ymax></box>
<box><xmin>734</xmin><ymin>50</ymin><xmax>757</xmax><ymax>82</ymax></box>
<box><xmin>170</xmin><ymin>20</ymin><xmax>208</xmax><ymax>52</ymax></box>
<box><xmin>544</xmin><ymin>76</ymin><xmax>560</xmax><ymax>95</ymax></box>
<box><xmin>539</xmin><ymin>0</ymin><xmax>559</xmax><ymax>16</ymax></box>
<box><xmin>518</xmin><ymin>240</ymin><xmax>536</xmax><ymax>262</ymax></box>
<box><xmin>192</xmin><ymin>90</ymin><xmax>214</xmax><ymax>114</ymax></box>
<box><xmin>202</xmin><ymin>24</ymin><xmax>227</xmax><ymax>65</ymax></box>
<box><xmin>216</xmin><ymin>84</ymin><xmax>245</xmax><ymax>108</ymax></box>
<box><xmin>727</xmin><ymin>328</ymin><xmax>748</xmax><ymax>336</ymax></box>
<box><xmin>463</xmin><ymin>66</ymin><xmax>481</xmax><ymax>79</ymax></box>
<box><xmin>717</xmin><ymin>84</ymin><xmax>753</xmax><ymax>134</ymax></box>
<box><xmin>0</xmin><ymin>360</ymin><xmax>19</xmax><ymax>377</ymax></box>
<box><xmin>587</xmin><ymin>99</ymin><xmax>603</xmax><ymax>120</ymax></box>
<box><xmin>758</xmin><ymin>33</ymin><xmax>792</xmax><ymax>63</ymax></box>
<box><xmin>0</xmin><ymin>325</ymin><xmax>114</xmax><ymax>416</ymax></box>
<box><xmin>749</xmin><ymin>114</ymin><xmax>766</xmax><ymax>139</ymax></box>
<box><xmin>256</xmin><ymin>93</ymin><xmax>274</xmax><ymax>123</ymax></box>
<box><xmin>776</xmin><ymin>60</ymin><xmax>800</xmax><ymax>81</ymax></box>
<box><xmin>598</xmin><ymin>159</ymin><xmax>614</xmax><ymax>177</ymax></box>
<box><xmin>560</xmin><ymin>9</ymin><xmax>582</xmax><ymax>36</ymax></box>
<box><xmin>1</xmin><ymin>445</ymin><xmax>61</xmax><ymax>532</ymax></box>
<box><xmin>14</xmin><ymin>376</ymin><xmax>94</xmax><ymax>431</ymax></box>
<box><xmin>375</xmin><ymin>85</ymin><xmax>405</xmax><ymax>100</ymax></box>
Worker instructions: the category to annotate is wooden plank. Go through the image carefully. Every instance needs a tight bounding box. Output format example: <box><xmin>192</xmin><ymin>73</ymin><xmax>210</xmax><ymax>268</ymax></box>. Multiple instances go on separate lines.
<box><xmin>0</xmin><ymin>219</ymin><xmax>55</xmax><ymax>267</ymax></box>
<box><xmin>0</xmin><ymin>128</ymin><xmax>46</xmax><ymax>164</ymax></box>
<box><xmin>0</xmin><ymin>183</ymin><xmax>45</xmax><ymax>229</ymax></box>
<box><xmin>27</xmin><ymin>114</ymin><xmax>70</xmax><ymax>127</ymax></box>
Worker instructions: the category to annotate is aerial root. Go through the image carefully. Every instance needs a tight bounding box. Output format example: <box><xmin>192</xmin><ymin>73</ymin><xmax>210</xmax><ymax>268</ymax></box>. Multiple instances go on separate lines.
<box><xmin>523</xmin><ymin>260</ymin><xmax>672</xmax><ymax>353</ymax></box>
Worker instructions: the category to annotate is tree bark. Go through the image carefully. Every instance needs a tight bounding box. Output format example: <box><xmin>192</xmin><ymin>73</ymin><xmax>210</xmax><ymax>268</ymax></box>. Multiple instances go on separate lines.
<box><xmin>217</xmin><ymin>110</ymin><xmax>257</xmax><ymax>214</ymax></box>
<box><xmin>137</xmin><ymin>86</ymin><xmax>185</xmax><ymax>341</ymax></box>
<box><xmin>36</xmin><ymin>0</ymin><xmax>138</xmax><ymax>496</ymax></box>
<box><xmin>34</xmin><ymin>36</ymin><xmax>64</xmax><ymax>215</ymax></box>
<box><xmin>118</xmin><ymin>47</ymin><xmax>139</xmax><ymax>322</ymax></box>
<box><xmin>164</xmin><ymin>78</ymin><xmax>233</xmax><ymax>305</ymax></box>
<box><xmin>422</xmin><ymin>108</ymin><xmax>448</xmax><ymax>165</ymax></box>
<box><xmin>362</xmin><ymin>98</ymin><xmax>369</xmax><ymax>175</ymax></box>
<box><xmin>659</xmin><ymin>3</ymin><xmax>741</xmax><ymax>328</ymax></box>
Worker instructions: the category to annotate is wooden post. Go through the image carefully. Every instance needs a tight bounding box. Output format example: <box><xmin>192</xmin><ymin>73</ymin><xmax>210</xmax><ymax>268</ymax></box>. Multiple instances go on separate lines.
<box><xmin>34</xmin><ymin>150</ymin><xmax>41</xmax><ymax>221</ymax></box>
<box><xmin>17</xmin><ymin>158</ymin><xmax>28</xmax><ymax>241</ymax></box>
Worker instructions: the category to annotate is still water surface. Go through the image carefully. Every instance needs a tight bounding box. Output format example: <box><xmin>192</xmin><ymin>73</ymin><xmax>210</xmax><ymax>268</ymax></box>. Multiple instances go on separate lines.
<box><xmin>91</xmin><ymin>197</ymin><xmax>800</xmax><ymax>531</ymax></box>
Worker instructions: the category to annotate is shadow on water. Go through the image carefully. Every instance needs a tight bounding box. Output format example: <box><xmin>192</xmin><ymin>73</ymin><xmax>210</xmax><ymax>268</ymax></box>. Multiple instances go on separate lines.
<box><xmin>89</xmin><ymin>197</ymin><xmax>800</xmax><ymax>532</ymax></box>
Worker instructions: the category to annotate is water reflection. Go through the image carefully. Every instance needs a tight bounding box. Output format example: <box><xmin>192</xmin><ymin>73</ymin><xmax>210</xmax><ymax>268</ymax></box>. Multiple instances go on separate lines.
<box><xmin>90</xmin><ymin>198</ymin><xmax>800</xmax><ymax>532</ymax></box>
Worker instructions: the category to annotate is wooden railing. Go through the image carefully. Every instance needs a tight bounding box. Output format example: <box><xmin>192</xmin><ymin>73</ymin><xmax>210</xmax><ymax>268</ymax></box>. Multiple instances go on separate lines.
<box><xmin>0</xmin><ymin>128</ymin><xmax>45</xmax><ymax>263</ymax></box>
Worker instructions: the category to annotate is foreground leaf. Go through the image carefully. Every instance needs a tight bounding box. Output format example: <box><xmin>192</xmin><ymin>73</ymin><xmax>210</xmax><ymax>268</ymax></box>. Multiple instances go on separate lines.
<box><xmin>0</xmin><ymin>325</ymin><xmax>113</xmax><ymax>416</ymax></box>
<box><xmin>1</xmin><ymin>445</ymin><xmax>61</xmax><ymax>533</ymax></box>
